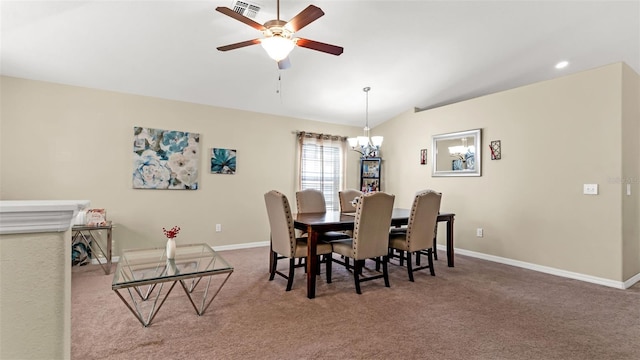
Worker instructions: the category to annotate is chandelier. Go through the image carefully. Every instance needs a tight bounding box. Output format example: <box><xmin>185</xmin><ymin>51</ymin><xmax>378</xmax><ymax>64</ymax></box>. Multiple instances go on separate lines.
<box><xmin>347</xmin><ymin>87</ymin><xmax>383</xmax><ymax>158</ymax></box>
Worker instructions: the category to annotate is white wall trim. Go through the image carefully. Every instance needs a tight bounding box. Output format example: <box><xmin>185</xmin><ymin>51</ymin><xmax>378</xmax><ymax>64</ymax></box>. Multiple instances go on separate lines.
<box><xmin>455</xmin><ymin>248</ymin><xmax>640</xmax><ymax>289</ymax></box>
<box><xmin>99</xmin><ymin>242</ymin><xmax>640</xmax><ymax>290</ymax></box>
<box><xmin>0</xmin><ymin>200</ymin><xmax>90</xmax><ymax>235</ymax></box>
<box><xmin>213</xmin><ymin>241</ymin><xmax>269</xmax><ymax>252</ymax></box>
<box><xmin>623</xmin><ymin>272</ymin><xmax>640</xmax><ymax>289</ymax></box>
<box><xmin>91</xmin><ymin>256</ymin><xmax>120</xmax><ymax>265</ymax></box>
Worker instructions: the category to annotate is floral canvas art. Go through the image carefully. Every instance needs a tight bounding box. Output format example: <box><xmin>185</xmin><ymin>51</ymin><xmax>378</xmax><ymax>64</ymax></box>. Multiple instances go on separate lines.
<box><xmin>132</xmin><ymin>126</ymin><xmax>200</xmax><ymax>189</ymax></box>
<box><xmin>210</xmin><ymin>148</ymin><xmax>236</xmax><ymax>174</ymax></box>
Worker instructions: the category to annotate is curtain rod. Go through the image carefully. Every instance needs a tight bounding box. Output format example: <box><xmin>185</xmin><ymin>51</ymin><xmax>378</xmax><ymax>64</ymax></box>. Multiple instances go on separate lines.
<box><xmin>293</xmin><ymin>131</ymin><xmax>348</xmax><ymax>141</ymax></box>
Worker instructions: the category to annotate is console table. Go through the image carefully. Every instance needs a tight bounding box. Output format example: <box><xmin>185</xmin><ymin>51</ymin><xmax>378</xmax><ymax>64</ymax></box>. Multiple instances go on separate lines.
<box><xmin>72</xmin><ymin>221</ymin><xmax>113</xmax><ymax>274</ymax></box>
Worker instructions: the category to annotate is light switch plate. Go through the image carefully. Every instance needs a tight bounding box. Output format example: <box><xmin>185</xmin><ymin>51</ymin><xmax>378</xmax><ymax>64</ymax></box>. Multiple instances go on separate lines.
<box><xmin>583</xmin><ymin>184</ymin><xmax>598</xmax><ymax>195</ymax></box>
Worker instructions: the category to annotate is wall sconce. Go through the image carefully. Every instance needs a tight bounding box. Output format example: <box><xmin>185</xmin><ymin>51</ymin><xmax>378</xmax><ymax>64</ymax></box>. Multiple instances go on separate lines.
<box><xmin>490</xmin><ymin>140</ymin><xmax>501</xmax><ymax>160</ymax></box>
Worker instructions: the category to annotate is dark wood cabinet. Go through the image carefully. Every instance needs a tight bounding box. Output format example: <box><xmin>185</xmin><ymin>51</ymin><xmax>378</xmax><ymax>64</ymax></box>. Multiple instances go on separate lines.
<box><xmin>360</xmin><ymin>157</ymin><xmax>381</xmax><ymax>192</ymax></box>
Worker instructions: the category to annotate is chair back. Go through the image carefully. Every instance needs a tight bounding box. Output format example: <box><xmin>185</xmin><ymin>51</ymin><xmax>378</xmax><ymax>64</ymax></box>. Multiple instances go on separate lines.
<box><xmin>296</xmin><ymin>189</ymin><xmax>327</xmax><ymax>213</ymax></box>
<box><xmin>339</xmin><ymin>189</ymin><xmax>363</xmax><ymax>213</ymax></box>
<box><xmin>406</xmin><ymin>190</ymin><xmax>442</xmax><ymax>252</ymax></box>
<box><xmin>352</xmin><ymin>192</ymin><xmax>395</xmax><ymax>260</ymax></box>
<box><xmin>264</xmin><ymin>190</ymin><xmax>296</xmax><ymax>258</ymax></box>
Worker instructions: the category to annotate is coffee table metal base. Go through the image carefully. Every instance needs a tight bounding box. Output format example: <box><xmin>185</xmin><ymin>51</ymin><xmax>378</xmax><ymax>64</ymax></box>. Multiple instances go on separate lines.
<box><xmin>111</xmin><ymin>244</ymin><xmax>234</xmax><ymax>327</ymax></box>
<box><xmin>113</xmin><ymin>272</ymin><xmax>232</xmax><ymax>327</ymax></box>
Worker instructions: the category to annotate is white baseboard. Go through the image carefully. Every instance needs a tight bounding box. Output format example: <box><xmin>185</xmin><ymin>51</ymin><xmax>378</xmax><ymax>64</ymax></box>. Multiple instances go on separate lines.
<box><xmin>212</xmin><ymin>241</ymin><xmax>269</xmax><ymax>252</ymax></box>
<box><xmin>624</xmin><ymin>272</ymin><xmax>640</xmax><ymax>289</ymax></box>
<box><xmin>91</xmin><ymin>242</ymin><xmax>640</xmax><ymax>290</ymax></box>
<box><xmin>455</xmin><ymin>248</ymin><xmax>640</xmax><ymax>289</ymax></box>
<box><xmin>91</xmin><ymin>256</ymin><xmax>120</xmax><ymax>265</ymax></box>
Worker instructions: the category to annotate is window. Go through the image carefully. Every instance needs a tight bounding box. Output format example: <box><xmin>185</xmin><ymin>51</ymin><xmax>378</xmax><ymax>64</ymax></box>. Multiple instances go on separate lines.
<box><xmin>297</xmin><ymin>133</ymin><xmax>346</xmax><ymax>211</ymax></box>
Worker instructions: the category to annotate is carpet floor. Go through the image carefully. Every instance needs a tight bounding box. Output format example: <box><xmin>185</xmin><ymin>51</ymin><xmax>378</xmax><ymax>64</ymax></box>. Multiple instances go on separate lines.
<box><xmin>71</xmin><ymin>246</ymin><xmax>640</xmax><ymax>359</ymax></box>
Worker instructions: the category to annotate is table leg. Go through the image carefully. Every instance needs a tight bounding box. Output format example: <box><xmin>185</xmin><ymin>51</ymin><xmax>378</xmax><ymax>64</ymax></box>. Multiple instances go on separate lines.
<box><xmin>180</xmin><ymin>271</ymin><xmax>233</xmax><ymax>316</ymax></box>
<box><xmin>113</xmin><ymin>281</ymin><xmax>178</xmax><ymax>327</ymax></box>
<box><xmin>106</xmin><ymin>227</ymin><xmax>112</xmax><ymax>274</ymax></box>
<box><xmin>268</xmin><ymin>235</ymin><xmax>273</xmax><ymax>273</ymax></box>
<box><xmin>447</xmin><ymin>217</ymin><xmax>454</xmax><ymax>267</ymax></box>
<box><xmin>306</xmin><ymin>226</ymin><xmax>318</xmax><ymax>299</ymax></box>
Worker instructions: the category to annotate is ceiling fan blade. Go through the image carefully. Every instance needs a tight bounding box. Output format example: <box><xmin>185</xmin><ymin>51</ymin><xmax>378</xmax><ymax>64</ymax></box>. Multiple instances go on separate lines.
<box><xmin>217</xmin><ymin>39</ymin><xmax>261</xmax><ymax>52</ymax></box>
<box><xmin>277</xmin><ymin>57</ymin><xmax>291</xmax><ymax>70</ymax></box>
<box><xmin>296</xmin><ymin>38</ymin><xmax>343</xmax><ymax>56</ymax></box>
<box><xmin>285</xmin><ymin>5</ymin><xmax>324</xmax><ymax>32</ymax></box>
<box><xmin>215</xmin><ymin>7</ymin><xmax>266</xmax><ymax>31</ymax></box>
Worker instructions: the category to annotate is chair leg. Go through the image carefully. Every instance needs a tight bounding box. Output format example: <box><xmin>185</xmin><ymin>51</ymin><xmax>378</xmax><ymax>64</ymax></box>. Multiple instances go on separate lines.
<box><xmin>326</xmin><ymin>254</ymin><xmax>332</xmax><ymax>283</ymax></box>
<box><xmin>416</xmin><ymin>251</ymin><xmax>421</xmax><ymax>266</ymax></box>
<box><xmin>399</xmin><ymin>250</ymin><xmax>405</xmax><ymax>266</ymax></box>
<box><xmin>433</xmin><ymin>228</ymin><xmax>438</xmax><ymax>260</ymax></box>
<box><xmin>407</xmin><ymin>251</ymin><xmax>415</xmax><ymax>282</ymax></box>
<box><xmin>269</xmin><ymin>250</ymin><xmax>277</xmax><ymax>281</ymax></box>
<box><xmin>382</xmin><ymin>256</ymin><xmax>390</xmax><ymax>288</ymax></box>
<box><xmin>354</xmin><ymin>260</ymin><xmax>364</xmax><ymax>294</ymax></box>
<box><xmin>427</xmin><ymin>248</ymin><xmax>435</xmax><ymax>276</ymax></box>
<box><xmin>286</xmin><ymin>258</ymin><xmax>295</xmax><ymax>291</ymax></box>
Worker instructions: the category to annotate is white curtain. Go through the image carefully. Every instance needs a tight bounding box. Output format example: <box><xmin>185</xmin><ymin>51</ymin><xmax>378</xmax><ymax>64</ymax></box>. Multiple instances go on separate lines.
<box><xmin>296</xmin><ymin>132</ymin><xmax>347</xmax><ymax>211</ymax></box>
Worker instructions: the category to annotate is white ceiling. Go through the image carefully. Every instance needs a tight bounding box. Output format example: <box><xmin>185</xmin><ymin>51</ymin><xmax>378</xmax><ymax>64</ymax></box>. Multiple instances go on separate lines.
<box><xmin>1</xmin><ymin>0</ymin><xmax>639</xmax><ymax>128</ymax></box>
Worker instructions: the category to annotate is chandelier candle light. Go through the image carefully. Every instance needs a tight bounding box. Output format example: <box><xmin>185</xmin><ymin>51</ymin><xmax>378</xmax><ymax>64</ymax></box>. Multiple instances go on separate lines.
<box><xmin>449</xmin><ymin>137</ymin><xmax>474</xmax><ymax>169</ymax></box>
<box><xmin>347</xmin><ymin>87</ymin><xmax>383</xmax><ymax>158</ymax></box>
<box><xmin>163</xmin><ymin>226</ymin><xmax>181</xmax><ymax>260</ymax></box>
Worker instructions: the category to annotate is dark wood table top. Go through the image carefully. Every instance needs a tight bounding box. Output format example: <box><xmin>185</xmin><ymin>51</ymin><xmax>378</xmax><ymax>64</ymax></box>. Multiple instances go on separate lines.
<box><xmin>294</xmin><ymin>208</ymin><xmax>454</xmax><ymax>228</ymax></box>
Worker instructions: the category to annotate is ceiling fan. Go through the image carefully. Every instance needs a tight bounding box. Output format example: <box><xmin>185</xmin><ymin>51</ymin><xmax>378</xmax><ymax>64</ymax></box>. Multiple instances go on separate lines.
<box><xmin>215</xmin><ymin>0</ymin><xmax>343</xmax><ymax>69</ymax></box>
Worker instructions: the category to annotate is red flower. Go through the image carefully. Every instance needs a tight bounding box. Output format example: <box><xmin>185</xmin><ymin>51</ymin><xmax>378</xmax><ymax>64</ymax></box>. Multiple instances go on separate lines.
<box><xmin>162</xmin><ymin>226</ymin><xmax>181</xmax><ymax>239</ymax></box>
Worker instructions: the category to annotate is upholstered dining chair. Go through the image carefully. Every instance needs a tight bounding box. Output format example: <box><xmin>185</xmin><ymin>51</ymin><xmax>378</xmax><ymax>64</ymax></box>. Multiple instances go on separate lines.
<box><xmin>296</xmin><ymin>189</ymin><xmax>349</xmax><ymax>241</ymax></box>
<box><xmin>296</xmin><ymin>188</ymin><xmax>328</xmax><ymax>213</ymax></box>
<box><xmin>264</xmin><ymin>190</ymin><xmax>333</xmax><ymax>291</ymax></box>
<box><xmin>390</xmin><ymin>190</ymin><xmax>440</xmax><ymax>261</ymax></box>
<box><xmin>388</xmin><ymin>190</ymin><xmax>442</xmax><ymax>281</ymax></box>
<box><xmin>338</xmin><ymin>189</ymin><xmax>363</xmax><ymax>213</ymax></box>
<box><xmin>337</xmin><ymin>189</ymin><xmax>363</xmax><ymax>240</ymax></box>
<box><xmin>331</xmin><ymin>192</ymin><xmax>395</xmax><ymax>294</ymax></box>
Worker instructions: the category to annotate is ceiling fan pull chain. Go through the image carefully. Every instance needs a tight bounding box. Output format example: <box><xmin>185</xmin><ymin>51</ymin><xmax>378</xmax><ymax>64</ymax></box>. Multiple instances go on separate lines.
<box><xmin>277</xmin><ymin>73</ymin><xmax>284</xmax><ymax>104</ymax></box>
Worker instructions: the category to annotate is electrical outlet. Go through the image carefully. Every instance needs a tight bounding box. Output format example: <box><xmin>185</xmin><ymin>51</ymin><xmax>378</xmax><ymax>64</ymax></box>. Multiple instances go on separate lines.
<box><xmin>476</xmin><ymin>228</ymin><xmax>483</xmax><ymax>237</ymax></box>
<box><xmin>583</xmin><ymin>184</ymin><xmax>598</xmax><ymax>195</ymax></box>
<box><xmin>215</xmin><ymin>224</ymin><xmax>221</xmax><ymax>232</ymax></box>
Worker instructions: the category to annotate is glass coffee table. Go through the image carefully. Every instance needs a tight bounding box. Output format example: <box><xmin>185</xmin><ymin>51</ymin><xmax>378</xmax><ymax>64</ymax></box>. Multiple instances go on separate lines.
<box><xmin>112</xmin><ymin>243</ymin><xmax>233</xmax><ymax>327</ymax></box>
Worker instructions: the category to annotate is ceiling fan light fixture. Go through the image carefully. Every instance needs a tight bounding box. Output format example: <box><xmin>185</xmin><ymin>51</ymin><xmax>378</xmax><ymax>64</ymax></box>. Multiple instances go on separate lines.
<box><xmin>261</xmin><ymin>36</ymin><xmax>295</xmax><ymax>61</ymax></box>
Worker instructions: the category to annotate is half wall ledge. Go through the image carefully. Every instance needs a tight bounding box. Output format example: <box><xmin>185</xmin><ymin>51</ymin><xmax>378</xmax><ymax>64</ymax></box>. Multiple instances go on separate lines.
<box><xmin>0</xmin><ymin>200</ymin><xmax>90</xmax><ymax>235</ymax></box>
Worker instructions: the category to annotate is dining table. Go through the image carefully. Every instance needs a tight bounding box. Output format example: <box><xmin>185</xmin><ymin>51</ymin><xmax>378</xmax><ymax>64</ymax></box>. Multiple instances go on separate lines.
<box><xmin>293</xmin><ymin>208</ymin><xmax>455</xmax><ymax>299</ymax></box>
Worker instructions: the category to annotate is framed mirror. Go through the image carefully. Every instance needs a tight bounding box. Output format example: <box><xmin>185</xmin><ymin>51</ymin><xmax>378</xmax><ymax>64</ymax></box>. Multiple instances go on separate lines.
<box><xmin>432</xmin><ymin>129</ymin><xmax>481</xmax><ymax>177</ymax></box>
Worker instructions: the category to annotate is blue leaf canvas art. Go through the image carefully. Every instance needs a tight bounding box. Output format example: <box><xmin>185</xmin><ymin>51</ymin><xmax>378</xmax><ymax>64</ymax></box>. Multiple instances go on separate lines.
<box><xmin>132</xmin><ymin>126</ymin><xmax>200</xmax><ymax>190</ymax></box>
<box><xmin>210</xmin><ymin>148</ymin><xmax>236</xmax><ymax>174</ymax></box>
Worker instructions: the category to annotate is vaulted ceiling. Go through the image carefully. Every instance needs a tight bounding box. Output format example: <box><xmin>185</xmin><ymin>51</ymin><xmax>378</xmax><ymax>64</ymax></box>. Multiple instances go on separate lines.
<box><xmin>2</xmin><ymin>1</ymin><xmax>638</xmax><ymax>128</ymax></box>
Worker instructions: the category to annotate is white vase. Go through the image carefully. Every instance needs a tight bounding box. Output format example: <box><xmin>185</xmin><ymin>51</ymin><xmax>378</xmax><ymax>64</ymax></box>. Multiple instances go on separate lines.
<box><xmin>166</xmin><ymin>238</ymin><xmax>176</xmax><ymax>259</ymax></box>
<box><xmin>166</xmin><ymin>259</ymin><xmax>177</xmax><ymax>276</ymax></box>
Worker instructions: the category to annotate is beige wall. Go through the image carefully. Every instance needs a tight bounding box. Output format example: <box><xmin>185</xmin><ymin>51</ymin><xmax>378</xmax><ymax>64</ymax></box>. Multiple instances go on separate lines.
<box><xmin>1</xmin><ymin>63</ymin><xmax>638</xmax><ymax>286</ymax></box>
<box><xmin>376</xmin><ymin>63</ymin><xmax>640</xmax><ymax>283</ymax></box>
<box><xmin>0</xmin><ymin>230</ymin><xmax>71</xmax><ymax>359</ymax></box>
<box><xmin>621</xmin><ymin>64</ymin><xmax>640</xmax><ymax>280</ymax></box>
<box><xmin>0</xmin><ymin>76</ymin><xmax>361</xmax><ymax>255</ymax></box>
